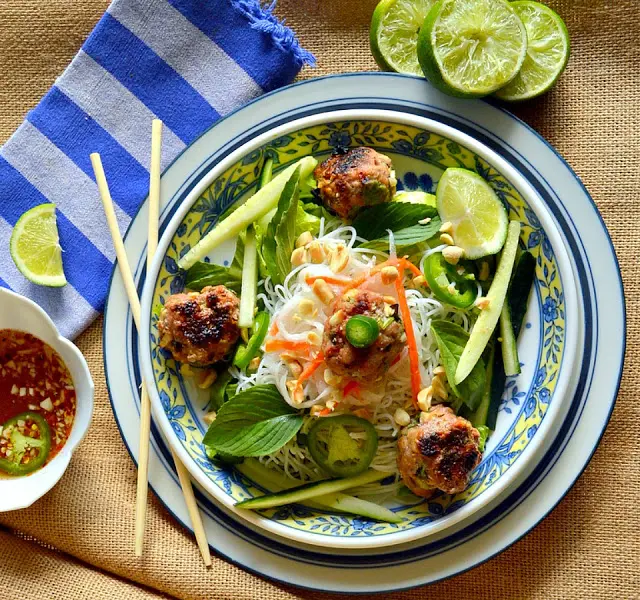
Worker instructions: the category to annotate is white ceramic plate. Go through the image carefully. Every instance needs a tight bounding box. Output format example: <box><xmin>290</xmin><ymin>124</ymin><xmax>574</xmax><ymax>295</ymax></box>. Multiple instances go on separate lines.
<box><xmin>104</xmin><ymin>74</ymin><xmax>624</xmax><ymax>592</ymax></box>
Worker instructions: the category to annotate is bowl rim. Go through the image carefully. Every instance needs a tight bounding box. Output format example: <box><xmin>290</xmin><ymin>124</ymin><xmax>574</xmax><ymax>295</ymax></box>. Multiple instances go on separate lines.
<box><xmin>0</xmin><ymin>287</ymin><xmax>95</xmax><ymax>511</ymax></box>
<box><xmin>140</xmin><ymin>108</ymin><xmax>579</xmax><ymax>549</ymax></box>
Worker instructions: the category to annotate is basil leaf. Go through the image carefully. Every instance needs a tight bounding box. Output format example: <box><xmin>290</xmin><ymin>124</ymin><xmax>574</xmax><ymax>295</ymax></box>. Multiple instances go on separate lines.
<box><xmin>202</xmin><ymin>384</ymin><xmax>302</xmax><ymax>456</ymax></box>
<box><xmin>360</xmin><ymin>218</ymin><xmax>442</xmax><ymax>252</ymax></box>
<box><xmin>262</xmin><ymin>167</ymin><xmax>301</xmax><ymax>286</ymax></box>
<box><xmin>352</xmin><ymin>203</ymin><xmax>437</xmax><ymax>241</ymax></box>
<box><xmin>430</xmin><ymin>320</ymin><xmax>486</xmax><ymax>411</ymax></box>
<box><xmin>185</xmin><ymin>262</ymin><xmax>241</xmax><ymax>292</ymax></box>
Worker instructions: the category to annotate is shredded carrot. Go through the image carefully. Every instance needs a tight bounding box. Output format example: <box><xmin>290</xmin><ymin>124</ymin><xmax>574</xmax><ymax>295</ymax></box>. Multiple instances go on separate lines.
<box><xmin>269</xmin><ymin>321</ymin><xmax>279</xmax><ymax>336</ymax></box>
<box><xmin>399</xmin><ymin>257</ymin><xmax>423</xmax><ymax>279</ymax></box>
<box><xmin>319</xmin><ymin>405</ymin><xmax>336</xmax><ymax>417</ymax></box>
<box><xmin>264</xmin><ymin>339</ymin><xmax>311</xmax><ymax>354</ymax></box>
<box><xmin>305</xmin><ymin>275</ymin><xmax>351</xmax><ymax>286</ymax></box>
<box><xmin>394</xmin><ymin>263</ymin><xmax>421</xmax><ymax>407</ymax></box>
<box><xmin>342</xmin><ymin>380</ymin><xmax>361</xmax><ymax>399</ymax></box>
<box><xmin>295</xmin><ymin>352</ymin><xmax>325</xmax><ymax>394</ymax></box>
<box><xmin>390</xmin><ymin>353</ymin><xmax>402</xmax><ymax>367</ymax></box>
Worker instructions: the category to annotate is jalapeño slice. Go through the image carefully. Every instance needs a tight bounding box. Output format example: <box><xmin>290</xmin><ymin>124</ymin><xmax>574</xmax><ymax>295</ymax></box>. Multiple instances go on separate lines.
<box><xmin>0</xmin><ymin>412</ymin><xmax>51</xmax><ymax>476</ymax></box>
<box><xmin>423</xmin><ymin>252</ymin><xmax>477</xmax><ymax>308</ymax></box>
<box><xmin>307</xmin><ymin>415</ymin><xmax>378</xmax><ymax>478</ymax></box>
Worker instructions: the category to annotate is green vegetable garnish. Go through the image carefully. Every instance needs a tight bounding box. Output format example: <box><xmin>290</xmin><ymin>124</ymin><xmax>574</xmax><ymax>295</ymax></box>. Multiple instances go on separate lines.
<box><xmin>307</xmin><ymin>415</ymin><xmax>378</xmax><ymax>478</ymax></box>
<box><xmin>0</xmin><ymin>412</ymin><xmax>51</xmax><ymax>476</ymax></box>
<box><xmin>202</xmin><ymin>384</ymin><xmax>302</xmax><ymax>457</ymax></box>
<box><xmin>423</xmin><ymin>252</ymin><xmax>477</xmax><ymax>308</ymax></box>
<box><xmin>351</xmin><ymin>202</ymin><xmax>437</xmax><ymax>241</ymax></box>
<box><xmin>233</xmin><ymin>311</ymin><xmax>270</xmax><ymax>371</ymax></box>
<box><xmin>345</xmin><ymin>315</ymin><xmax>380</xmax><ymax>349</ymax></box>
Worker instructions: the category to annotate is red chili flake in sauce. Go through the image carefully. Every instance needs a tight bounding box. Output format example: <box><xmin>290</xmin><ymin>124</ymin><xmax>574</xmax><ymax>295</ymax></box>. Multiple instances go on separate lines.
<box><xmin>0</xmin><ymin>329</ymin><xmax>76</xmax><ymax>463</ymax></box>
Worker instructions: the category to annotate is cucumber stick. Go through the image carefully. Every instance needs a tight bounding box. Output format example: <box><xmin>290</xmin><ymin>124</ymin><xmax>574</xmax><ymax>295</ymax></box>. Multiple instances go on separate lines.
<box><xmin>178</xmin><ymin>156</ymin><xmax>317</xmax><ymax>270</ymax></box>
<box><xmin>236</xmin><ymin>469</ymin><xmax>387</xmax><ymax>510</ymax></box>
<box><xmin>238</xmin><ymin>225</ymin><xmax>257</xmax><ymax>328</ymax></box>
<box><xmin>499</xmin><ymin>302</ymin><xmax>520</xmax><ymax>376</ymax></box>
<box><xmin>455</xmin><ymin>221</ymin><xmax>521</xmax><ymax>385</ymax></box>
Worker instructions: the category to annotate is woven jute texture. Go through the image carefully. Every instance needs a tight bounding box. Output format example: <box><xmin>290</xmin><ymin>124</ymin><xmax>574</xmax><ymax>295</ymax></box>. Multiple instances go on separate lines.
<box><xmin>1</xmin><ymin>1</ymin><xmax>639</xmax><ymax>599</ymax></box>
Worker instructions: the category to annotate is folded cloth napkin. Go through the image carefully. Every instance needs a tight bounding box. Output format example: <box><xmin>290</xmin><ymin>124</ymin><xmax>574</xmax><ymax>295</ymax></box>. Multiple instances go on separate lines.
<box><xmin>0</xmin><ymin>0</ymin><xmax>313</xmax><ymax>339</ymax></box>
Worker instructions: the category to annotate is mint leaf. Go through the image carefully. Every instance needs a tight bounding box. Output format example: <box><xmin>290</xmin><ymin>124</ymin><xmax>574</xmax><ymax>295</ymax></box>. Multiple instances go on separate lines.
<box><xmin>262</xmin><ymin>167</ymin><xmax>301</xmax><ymax>286</ymax></box>
<box><xmin>431</xmin><ymin>320</ymin><xmax>486</xmax><ymax>411</ymax></box>
<box><xmin>352</xmin><ymin>203</ymin><xmax>437</xmax><ymax>241</ymax></box>
<box><xmin>202</xmin><ymin>384</ymin><xmax>302</xmax><ymax>457</ymax></box>
<box><xmin>360</xmin><ymin>219</ymin><xmax>442</xmax><ymax>252</ymax></box>
<box><xmin>185</xmin><ymin>261</ymin><xmax>241</xmax><ymax>292</ymax></box>
<box><xmin>477</xmin><ymin>425</ymin><xmax>490</xmax><ymax>452</ymax></box>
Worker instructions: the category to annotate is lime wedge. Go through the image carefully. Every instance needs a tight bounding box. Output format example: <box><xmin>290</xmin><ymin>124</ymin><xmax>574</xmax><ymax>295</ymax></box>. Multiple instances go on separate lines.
<box><xmin>436</xmin><ymin>168</ymin><xmax>508</xmax><ymax>259</ymax></box>
<box><xmin>10</xmin><ymin>204</ymin><xmax>67</xmax><ymax>287</ymax></box>
<box><xmin>370</xmin><ymin>0</ymin><xmax>436</xmax><ymax>76</ymax></box>
<box><xmin>417</xmin><ymin>0</ymin><xmax>528</xmax><ymax>97</ymax></box>
<box><xmin>495</xmin><ymin>1</ymin><xmax>570</xmax><ymax>102</ymax></box>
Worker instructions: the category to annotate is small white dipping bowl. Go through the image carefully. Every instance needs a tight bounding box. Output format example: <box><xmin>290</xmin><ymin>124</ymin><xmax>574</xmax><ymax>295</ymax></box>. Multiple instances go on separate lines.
<box><xmin>0</xmin><ymin>288</ymin><xmax>94</xmax><ymax>512</ymax></box>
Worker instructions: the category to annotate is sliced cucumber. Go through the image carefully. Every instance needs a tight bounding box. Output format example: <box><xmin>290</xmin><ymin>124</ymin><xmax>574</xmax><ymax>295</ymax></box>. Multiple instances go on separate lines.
<box><xmin>471</xmin><ymin>342</ymin><xmax>495</xmax><ymax>428</ymax></box>
<box><xmin>500</xmin><ymin>302</ymin><xmax>520</xmax><ymax>376</ymax></box>
<box><xmin>314</xmin><ymin>492</ymin><xmax>401</xmax><ymax>523</ymax></box>
<box><xmin>393</xmin><ymin>190</ymin><xmax>437</xmax><ymax>207</ymax></box>
<box><xmin>238</xmin><ymin>225</ymin><xmax>258</xmax><ymax>328</ymax></box>
<box><xmin>178</xmin><ymin>156</ymin><xmax>317</xmax><ymax>270</ymax></box>
<box><xmin>235</xmin><ymin>469</ymin><xmax>387</xmax><ymax>510</ymax></box>
<box><xmin>455</xmin><ymin>221</ymin><xmax>521</xmax><ymax>384</ymax></box>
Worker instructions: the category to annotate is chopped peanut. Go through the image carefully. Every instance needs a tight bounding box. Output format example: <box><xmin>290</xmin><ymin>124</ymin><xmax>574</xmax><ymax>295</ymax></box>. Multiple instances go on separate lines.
<box><xmin>431</xmin><ymin>375</ymin><xmax>448</xmax><ymax>400</ymax></box>
<box><xmin>394</xmin><ymin>407</ymin><xmax>411</xmax><ymax>426</ymax></box>
<box><xmin>439</xmin><ymin>221</ymin><xmax>454</xmax><ymax>234</ymax></box>
<box><xmin>298</xmin><ymin>298</ymin><xmax>316</xmax><ymax>316</ymax></box>
<box><xmin>433</xmin><ymin>365</ymin><xmax>446</xmax><ymax>377</ymax></box>
<box><xmin>442</xmin><ymin>245</ymin><xmax>464</xmax><ymax>265</ymax></box>
<box><xmin>329</xmin><ymin>309</ymin><xmax>345</xmax><ymax>326</ymax></box>
<box><xmin>197</xmin><ymin>370</ymin><xmax>218</xmax><ymax>389</ymax></box>
<box><xmin>296</xmin><ymin>231</ymin><xmax>313</xmax><ymax>248</ymax></box>
<box><xmin>307</xmin><ymin>241</ymin><xmax>325</xmax><ymax>264</ymax></box>
<box><xmin>439</xmin><ymin>233</ymin><xmax>455</xmax><ymax>246</ymax></box>
<box><xmin>417</xmin><ymin>386</ymin><xmax>433</xmax><ymax>412</ymax></box>
<box><xmin>329</xmin><ymin>245</ymin><xmax>349</xmax><ymax>273</ymax></box>
<box><xmin>312</xmin><ymin>279</ymin><xmax>335</xmax><ymax>304</ymax></box>
<box><xmin>475</xmin><ymin>297</ymin><xmax>490</xmax><ymax>310</ymax></box>
<box><xmin>291</xmin><ymin>247</ymin><xmax>307</xmax><ymax>267</ymax></box>
<box><xmin>380</xmin><ymin>265</ymin><xmax>399</xmax><ymax>285</ymax></box>
<box><xmin>203</xmin><ymin>411</ymin><xmax>217</xmax><ymax>425</ymax></box>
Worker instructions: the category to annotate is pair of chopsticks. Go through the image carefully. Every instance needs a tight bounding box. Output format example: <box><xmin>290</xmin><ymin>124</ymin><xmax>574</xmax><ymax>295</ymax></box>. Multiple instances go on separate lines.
<box><xmin>91</xmin><ymin>120</ymin><xmax>211</xmax><ymax>566</ymax></box>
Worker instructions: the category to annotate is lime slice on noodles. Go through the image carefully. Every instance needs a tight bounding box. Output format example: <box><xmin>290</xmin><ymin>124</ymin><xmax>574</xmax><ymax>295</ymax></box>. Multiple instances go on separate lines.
<box><xmin>494</xmin><ymin>1</ymin><xmax>570</xmax><ymax>102</ymax></box>
<box><xmin>10</xmin><ymin>204</ymin><xmax>67</xmax><ymax>287</ymax></box>
<box><xmin>436</xmin><ymin>168</ymin><xmax>508</xmax><ymax>259</ymax></box>
<box><xmin>370</xmin><ymin>0</ymin><xmax>437</xmax><ymax>76</ymax></box>
<box><xmin>417</xmin><ymin>0</ymin><xmax>528</xmax><ymax>97</ymax></box>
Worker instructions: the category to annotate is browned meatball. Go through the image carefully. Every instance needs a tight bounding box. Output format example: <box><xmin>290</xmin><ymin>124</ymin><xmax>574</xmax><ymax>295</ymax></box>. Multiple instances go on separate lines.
<box><xmin>158</xmin><ymin>285</ymin><xmax>240</xmax><ymax>366</ymax></box>
<box><xmin>314</xmin><ymin>147</ymin><xmax>396</xmax><ymax>219</ymax></box>
<box><xmin>397</xmin><ymin>405</ymin><xmax>482</xmax><ymax>497</ymax></box>
<box><xmin>322</xmin><ymin>289</ymin><xmax>405</xmax><ymax>381</ymax></box>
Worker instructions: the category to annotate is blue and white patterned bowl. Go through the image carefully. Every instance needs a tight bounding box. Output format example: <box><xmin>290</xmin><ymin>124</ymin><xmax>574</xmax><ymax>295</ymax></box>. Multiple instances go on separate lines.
<box><xmin>140</xmin><ymin>109</ymin><xmax>579</xmax><ymax>549</ymax></box>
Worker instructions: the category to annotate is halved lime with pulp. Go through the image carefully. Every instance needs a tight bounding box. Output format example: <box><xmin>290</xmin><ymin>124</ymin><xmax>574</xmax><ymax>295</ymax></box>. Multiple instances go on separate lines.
<box><xmin>436</xmin><ymin>168</ymin><xmax>508</xmax><ymax>259</ymax></box>
<box><xmin>10</xmin><ymin>204</ymin><xmax>67</xmax><ymax>287</ymax></box>
<box><xmin>370</xmin><ymin>0</ymin><xmax>436</xmax><ymax>76</ymax></box>
<box><xmin>495</xmin><ymin>1</ymin><xmax>570</xmax><ymax>102</ymax></box>
<box><xmin>417</xmin><ymin>0</ymin><xmax>528</xmax><ymax>97</ymax></box>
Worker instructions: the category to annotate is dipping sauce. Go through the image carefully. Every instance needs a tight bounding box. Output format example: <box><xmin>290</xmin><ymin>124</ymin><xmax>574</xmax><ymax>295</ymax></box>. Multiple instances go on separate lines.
<box><xmin>0</xmin><ymin>329</ymin><xmax>76</xmax><ymax>477</ymax></box>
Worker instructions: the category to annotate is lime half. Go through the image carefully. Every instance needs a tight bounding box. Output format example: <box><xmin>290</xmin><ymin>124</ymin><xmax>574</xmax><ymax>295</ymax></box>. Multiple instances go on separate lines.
<box><xmin>417</xmin><ymin>0</ymin><xmax>528</xmax><ymax>97</ymax></box>
<box><xmin>10</xmin><ymin>204</ymin><xmax>67</xmax><ymax>287</ymax></box>
<box><xmin>370</xmin><ymin>0</ymin><xmax>436</xmax><ymax>76</ymax></box>
<box><xmin>436</xmin><ymin>168</ymin><xmax>508</xmax><ymax>259</ymax></box>
<box><xmin>495</xmin><ymin>1</ymin><xmax>570</xmax><ymax>102</ymax></box>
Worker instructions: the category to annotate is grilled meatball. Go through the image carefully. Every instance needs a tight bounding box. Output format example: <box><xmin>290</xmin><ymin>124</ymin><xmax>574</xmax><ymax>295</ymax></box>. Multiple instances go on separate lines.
<box><xmin>397</xmin><ymin>405</ymin><xmax>482</xmax><ymax>497</ymax></box>
<box><xmin>158</xmin><ymin>285</ymin><xmax>240</xmax><ymax>366</ymax></box>
<box><xmin>314</xmin><ymin>147</ymin><xmax>396</xmax><ymax>219</ymax></box>
<box><xmin>322</xmin><ymin>289</ymin><xmax>405</xmax><ymax>381</ymax></box>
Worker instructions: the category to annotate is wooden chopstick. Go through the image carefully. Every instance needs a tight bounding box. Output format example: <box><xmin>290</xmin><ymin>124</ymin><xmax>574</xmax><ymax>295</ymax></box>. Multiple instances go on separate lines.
<box><xmin>91</xmin><ymin>144</ymin><xmax>212</xmax><ymax>567</ymax></box>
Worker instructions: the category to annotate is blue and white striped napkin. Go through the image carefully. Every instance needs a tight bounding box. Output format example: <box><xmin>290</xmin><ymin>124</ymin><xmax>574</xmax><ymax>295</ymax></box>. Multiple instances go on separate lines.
<box><xmin>0</xmin><ymin>0</ymin><xmax>313</xmax><ymax>339</ymax></box>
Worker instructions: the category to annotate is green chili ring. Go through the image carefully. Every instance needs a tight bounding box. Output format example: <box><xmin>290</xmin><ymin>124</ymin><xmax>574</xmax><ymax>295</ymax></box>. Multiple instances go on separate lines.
<box><xmin>423</xmin><ymin>252</ymin><xmax>477</xmax><ymax>309</ymax></box>
<box><xmin>233</xmin><ymin>311</ymin><xmax>270</xmax><ymax>370</ymax></box>
<box><xmin>0</xmin><ymin>412</ymin><xmax>51</xmax><ymax>476</ymax></box>
<box><xmin>307</xmin><ymin>415</ymin><xmax>378</xmax><ymax>478</ymax></box>
<box><xmin>345</xmin><ymin>315</ymin><xmax>380</xmax><ymax>349</ymax></box>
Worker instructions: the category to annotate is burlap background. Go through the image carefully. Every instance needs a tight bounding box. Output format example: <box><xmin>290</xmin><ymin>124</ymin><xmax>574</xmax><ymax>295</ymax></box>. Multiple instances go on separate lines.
<box><xmin>0</xmin><ymin>1</ymin><xmax>638</xmax><ymax>598</ymax></box>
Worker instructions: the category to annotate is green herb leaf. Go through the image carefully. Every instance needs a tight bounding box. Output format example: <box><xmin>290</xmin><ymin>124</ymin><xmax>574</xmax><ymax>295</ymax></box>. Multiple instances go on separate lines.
<box><xmin>295</xmin><ymin>205</ymin><xmax>321</xmax><ymax>237</ymax></box>
<box><xmin>207</xmin><ymin>370</ymin><xmax>234</xmax><ymax>412</ymax></box>
<box><xmin>262</xmin><ymin>167</ymin><xmax>301</xmax><ymax>286</ymax></box>
<box><xmin>202</xmin><ymin>384</ymin><xmax>302</xmax><ymax>457</ymax></box>
<box><xmin>430</xmin><ymin>320</ymin><xmax>486</xmax><ymax>411</ymax></box>
<box><xmin>184</xmin><ymin>261</ymin><xmax>241</xmax><ymax>292</ymax></box>
<box><xmin>360</xmin><ymin>218</ymin><xmax>442</xmax><ymax>252</ymax></box>
<box><xmin>477</xmin><ymin>425</ymin><xmax>490</xmax><ymax>452</ymax></box>
<box><xmin>352</xmin><ymin>203</ymin><xmax>437</xmax><ymax>241</ymax></box>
